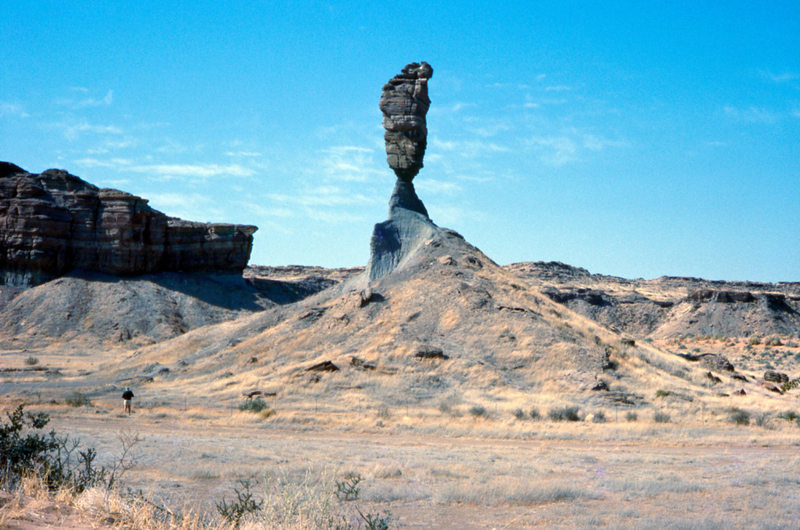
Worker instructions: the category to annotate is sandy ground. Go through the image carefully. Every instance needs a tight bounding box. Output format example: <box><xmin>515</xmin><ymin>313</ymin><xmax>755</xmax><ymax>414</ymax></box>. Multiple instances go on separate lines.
<box><xmin>4</xmin><ymin>408</ymin><xmax>800</xmax><ymax>529</ymax></box>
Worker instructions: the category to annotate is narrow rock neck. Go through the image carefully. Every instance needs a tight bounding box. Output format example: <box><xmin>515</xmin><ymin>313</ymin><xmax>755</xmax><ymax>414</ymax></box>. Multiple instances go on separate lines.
<box><xmin>388</xmin><ymin>179</ymin><xmax>429</xmax><ymax>220</ymax></box>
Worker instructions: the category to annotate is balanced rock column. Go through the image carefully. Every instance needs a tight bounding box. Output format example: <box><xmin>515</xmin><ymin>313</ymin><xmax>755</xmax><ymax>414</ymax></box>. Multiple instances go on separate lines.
<box><xmin>366</xmin><ymin>62</ymin><xmax>437</xmax><ymax>282</ymax></box>
<box><xmin>379</xmin><ymin>62</ymin><xmax>433</xmax><ymax>182</ymax></box>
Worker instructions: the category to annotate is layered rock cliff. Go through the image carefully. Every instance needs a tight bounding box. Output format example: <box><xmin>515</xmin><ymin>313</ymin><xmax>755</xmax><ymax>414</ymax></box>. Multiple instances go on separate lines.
<box><xmin>0</xmin><ymin>162</ymin><xmax>257</xmax><ymax>286</ymax></box>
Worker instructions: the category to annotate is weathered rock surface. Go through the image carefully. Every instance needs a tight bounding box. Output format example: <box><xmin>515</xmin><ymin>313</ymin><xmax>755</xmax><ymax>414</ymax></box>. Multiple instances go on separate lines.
<box><xmin>379</xmin><ymin>62</ymin><xmax>433</xmax><ymax>181</ymax></box>
<box><xmin>0</xmin><ymin>163</ymin><xmax>257</xmax><ymax>286</ymax></box>
<box><xmin>510</xmin><ymin>261</ymin><xmax>800</xmax><ymax>338</ymax></box>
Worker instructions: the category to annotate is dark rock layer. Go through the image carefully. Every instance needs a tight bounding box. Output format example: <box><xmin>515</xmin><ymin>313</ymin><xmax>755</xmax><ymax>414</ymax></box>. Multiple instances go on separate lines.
<box><xmin>379</xmin><ymin>62</ymin><xmax>433</xmax><ymax>181</ymax></box>
<box><xmin>0</xmin><ymin>163</ymin><xmax>257</xmax><ymax>286</ymax></box>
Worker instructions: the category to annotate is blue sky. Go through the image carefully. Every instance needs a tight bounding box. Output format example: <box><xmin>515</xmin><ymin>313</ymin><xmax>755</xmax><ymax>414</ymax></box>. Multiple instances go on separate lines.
<box><xmin>2</xmin><ymin>1</ymin><xmax>798</xmax><ymax>281</ymax></box>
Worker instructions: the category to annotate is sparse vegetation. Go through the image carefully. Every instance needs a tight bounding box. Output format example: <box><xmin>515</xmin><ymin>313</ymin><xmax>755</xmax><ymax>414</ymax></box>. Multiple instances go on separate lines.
<box><xmin>512</xmin><ymin>408</ymin><xmax>525</xmax><ymax>420</ymax></box>
<box><xmin>764</xmin><ymin>335</ymin><xmax>783</xmax><ymax>346</ymax></box>
<box><xmin>592</xmin><ymin>410</ymin><xmax>606</xmax><ymax>423</ymax></box>
<box><xmin>655</xmin><ymin>389</ymin><xmax>671</xmax><ymax>398</ymax></box>
<box><xmin>728</xmin><ymin>408</ymin><xmax>750</xmax><ymax>426</ymax></box>
<box><xmin>626</xmin><ymin>411</ymin><xmax>638</xmax><ymax>422</ymax></box>
<box><xmin>65</xmin><ymin>391</ymin><xmax>91</xmax><ymax>407</ymax></box>
<box><xmin>239</xmin><ymin>397</ymin><xmax>270</xmax><ymax>413</ymax></box>
<box><xmin>335</xmin><ymin>472</ymin><xmax>363</xmax><ymax>501</ymax></box>
<box><xmin>0</xmin><ymin>405</ymin><xmax>110</xmax><ymax>492</ymax></box>
<box><xmin>548</xmin><ymin>406</ymin><xmax>581</xmax><ymax>422</ymax></box>
<box><xmin>653</xmin><ymin>411</ymin><xmax>671</xmax><ymax>423</ymax></box>
<box><xmin>778</xmin><ymin>410</ymin><xmax>800</xmax><ymax>422</ymax></box>
<box><xmin>529</xmin><ymin>407</ymin><xmax>541</xmax><ymax>421</ymax></box>
<box><xmin>376</xmin><ymin>404</ymin><xmax>392</xmax><ymax>420</ymax></box>
<box><xmin>24</xmin><ymin>355</ymin><xmax>39</xmax><ymax>365</ymax></box>
<box><xmin>216</xmin><ymin>479</ymin><xmax>264</xmax><ymax>527</ymax></box>
<box><xmin>469</xmin><ymin>405</ymin><xmax>487</xmax><ymax>418</ymax></box>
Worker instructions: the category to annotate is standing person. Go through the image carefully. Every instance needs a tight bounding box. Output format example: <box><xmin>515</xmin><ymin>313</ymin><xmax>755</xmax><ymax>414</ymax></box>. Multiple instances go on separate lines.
<box><xmin>122</xmin><ymin>387</ymin><xmax>134</xmax><ymax>414</ymax></box>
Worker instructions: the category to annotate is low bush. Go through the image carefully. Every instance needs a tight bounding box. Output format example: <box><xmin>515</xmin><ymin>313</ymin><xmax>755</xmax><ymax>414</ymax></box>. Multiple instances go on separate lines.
<box><xmin>512</xmin><ymin>409</ymin><xmax>525</xmax><ymax>420</ymax></box>
<box><xmin>0</xmin><ymin>405</ymin><xmax>109</xmax><ymax>492</ymax></box>
<box><xmin>728</xmin><ymin>408</ymin><xmax>750</xmax><ymax>426</ymax></box>
<box><xmin>592</xmin><ymin>411</ymin><xmax>606</xmax><ymax>423</ymax></box>
<box><xmin>65</xmin><ymin>391</ymin><xmax>91</xmax><ymax>407</ymax></box>
<box><xmin>239</xmin><ymin>397</ymin><xmax>269</xmax><ymax>413</ymax></box>
<box><xmin>469</xmin><ymin>405</ymin><xmax>487</xmax><ymax>418</ymax></box>
<box><xmin>625</xmin><ymin>411</ymin><xmax>638</xmax><ymax>422</ymax></box>
<box><xmin>653</xmin><ymin>411</ymin><xmax>671</xmax><ymax>423</ymax></box>
<box><xmin>24</xmin><ymin>355</ymin><xmax>39</xmax><ymax>366</ymax></box>
<box><xmin>216</xmin><ymin>479</ymin><xmax>264</xmax><ymax>528</ymax></box>
<box><xmin>529</xmin><ymin>407</ymin><xmax>541</xmax><ymax>421</ymax></box>
<box><xmin>778</xmin><ymin>410</ymin><xmax>799</xmax><ymax>422</ymax></box>
<box><xmin>335</xmin><ymin>472</ymin><xmax>362</xmax><ymax>501</ymax></box>
<box><xmin>548</xmin><ymin>406</ymin><xmax>580</xmax><ymax>422</ymax></box>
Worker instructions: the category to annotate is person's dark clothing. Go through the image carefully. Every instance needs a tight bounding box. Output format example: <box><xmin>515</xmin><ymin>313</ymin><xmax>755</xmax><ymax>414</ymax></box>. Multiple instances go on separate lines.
<box><xmin>122</xmin><ymin>390</ymin><xmax>134</xmax><ymax>400</ymax></box>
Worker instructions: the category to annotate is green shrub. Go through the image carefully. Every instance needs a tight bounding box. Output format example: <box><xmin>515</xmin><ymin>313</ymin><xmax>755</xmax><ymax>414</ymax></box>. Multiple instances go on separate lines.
<box><xmin>0</xmin><ymin>405</ymin><xmax>109</xmax><ymax>492</ymax></box>
<box><xmin>764</xmin><ymin>335</ymin><xmax>783</xmax><ymax>347</ymax></box>
<box><xmin>748</xmin><ymin>336</ymin><xmax>761</xmax><ymax>346</ymax></box>
<box><xmin>469</xmin><ymin>405</ymin><xmax>487</xmax><ymax>418</ymax></box>
<box><xmin>24</xmin><ymin>356</ymin><xmax>39</xmax><ymax>366</ymax></box>
<box><xmin>548</xmin><ymin>406</ymin><xmax>581</xmax><ymax>422</ymax></box>
<box><xmin>239</xmin><ymin>397</ymin><xmax>269</xmax><ymax>413</ymax></box>
<box><xmin>65</xmin><ymin>391</ymin><xmax>90</xmax><ymax>407</ymax></box>
<box><xmin>216</xmin><ymin>479</ymin><xmax>263</xmax><ymax>528</ymax></box>
<box><xmin>655</xmin><ymin>389</ymin><xmax>671</xmax><ymax>398</ymax></box>
<box><xmin>529</xmin><ymin>407</ymin><xmax>541</xmax><ymax>421</ymax></box>
<box><xmin>653</xmin><ymin>411</ymin><xmax>671</xmax><ymax>423</ymax></box>
<box><xmin>335</xmin><ymin>472</ymin><xmax>362</xmax><ymax>501</ymax></box>
<box><xmin>778</xmin><ymin>410</ymin><xmax>800</xmax><ymax>422</ymax></box>
<box><xmin>625</xmin><ymin>411</ymin><xmax>638</xmax><ymax>422</ymax></box>
<box><xmin>755</xmin><ymin>413</ymin><xmax>771</xmax><ymax>428</ymax></box>
<box><xmin>728</xmin><ymin>408</ymin><xmax>750</xmax><ymax>426</ymax></box>
<box><xmin>377</xmin><ymin>404</ymin><xmax>392</xmax><ymax>419</ymax></box>
<box><xmin>592</xmin><ymin>411</ymin><xmax>606</xmax><ymax>423</ymax></box>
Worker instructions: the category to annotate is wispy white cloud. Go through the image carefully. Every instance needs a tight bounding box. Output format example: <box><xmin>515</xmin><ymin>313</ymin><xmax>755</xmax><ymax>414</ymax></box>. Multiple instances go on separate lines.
<box><xmin>582</xmin><ymin>134</ymin><xmax>627</xmax><ymax>151</ymax></box>
<box><xmin>57</xmin><ymin>90</ymin><xmax>113</xmax><ymax>109</ymax></box>
<box><xmin>415</xmin><ymin>179</ymin><xmax>462</xmax><ymax>195</ymax></box>
<box><xmin>723</xmin><ymin>105</ymin><xmax>779</xmax><ymax>124</ymax></box>
<box><xmin>526</xmin><ymin>135</ymin><xmax>578</xmax><ymax>166</ymax></box>
<box><xmin>546</xmin><ymin>85</ymin><xmax>573</xmax><ymax>92</ymax></box>
<box><xmin>268</xmin><ymin>185</ymin><xmax>374</xmax><ymax>207</ymax></box>
<box><xmin>74</xmin><ymin>157</ymin><xmax>132</xmax><ymax>168</ymax></box>
<box><xmin>239</xmin><ymin>201</ymin><xmax>295</xmax><ymax>218</ymax></box>
<box><xmin>430</xmin><ymin>137</ymin><xmax>511</xmax><ymax>155</ymax></box>
<box><xmin>61</xmin><ymin>121</ymin><xmax>124</xmax><ymax>140</ymax></box>
<box><xmin>305</xmin><ymin>209</ymin><xmax>366</xmax><ymax>224</ymax></box>
<box><xmin>318</xmin><ymin>145</ymin><xmax>382</xmax><ymax>182</ymax></box>
<box><xmin>468</xmin><ymin>122</ymin><xmax>511</xmax><ymax>138</ymax></box>
<box><xmin>759</xmin><ymin>69</ymin><xmax>798</xmax><ymax>83</ymax></box>
<box><xmin>145</xmin><ymin>192</ymin><xmax>224</xmax><ymax>221</ymax></box>
<box><xmin>0</xmin><ymin>101</ymin><xmax>28</xmax><ymax>118</ymax></box>
<box><xmin>128</xmin><ymin>163</ymin><xmax>256</xmax><ymax>179</ymax></box>
<box><xmin>224</xmin><ymin>151</ymin><xmax>263</xmax><ymax>157</ymax></box>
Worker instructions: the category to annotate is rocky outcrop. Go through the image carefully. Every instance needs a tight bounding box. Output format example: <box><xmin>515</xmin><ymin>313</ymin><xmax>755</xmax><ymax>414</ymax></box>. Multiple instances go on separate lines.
<box><xmin>379</xmin><ymin>62</ymin><xmax>433</xmax><ymax>181</ymax></box>
<box><xmin>0</xmin><ymin>163</ymin><xmax>257</xmax><ymax>286</ymax></box>
<box><xmin>365</xmin><ymin>63</ymin><xmax>438</xmax><ymax>283</ymax></box>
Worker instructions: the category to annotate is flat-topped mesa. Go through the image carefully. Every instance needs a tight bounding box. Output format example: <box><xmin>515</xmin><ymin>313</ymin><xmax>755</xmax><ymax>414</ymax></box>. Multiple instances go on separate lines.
<box><xmin>379</xmin><ymin>62</ymin><xmax>433</xmax><ymax>182</ymax></box>
<box><xmin>0</xmin><ymin>163</ymin><xmax>258</xmax><ymax>287</ymax></box>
